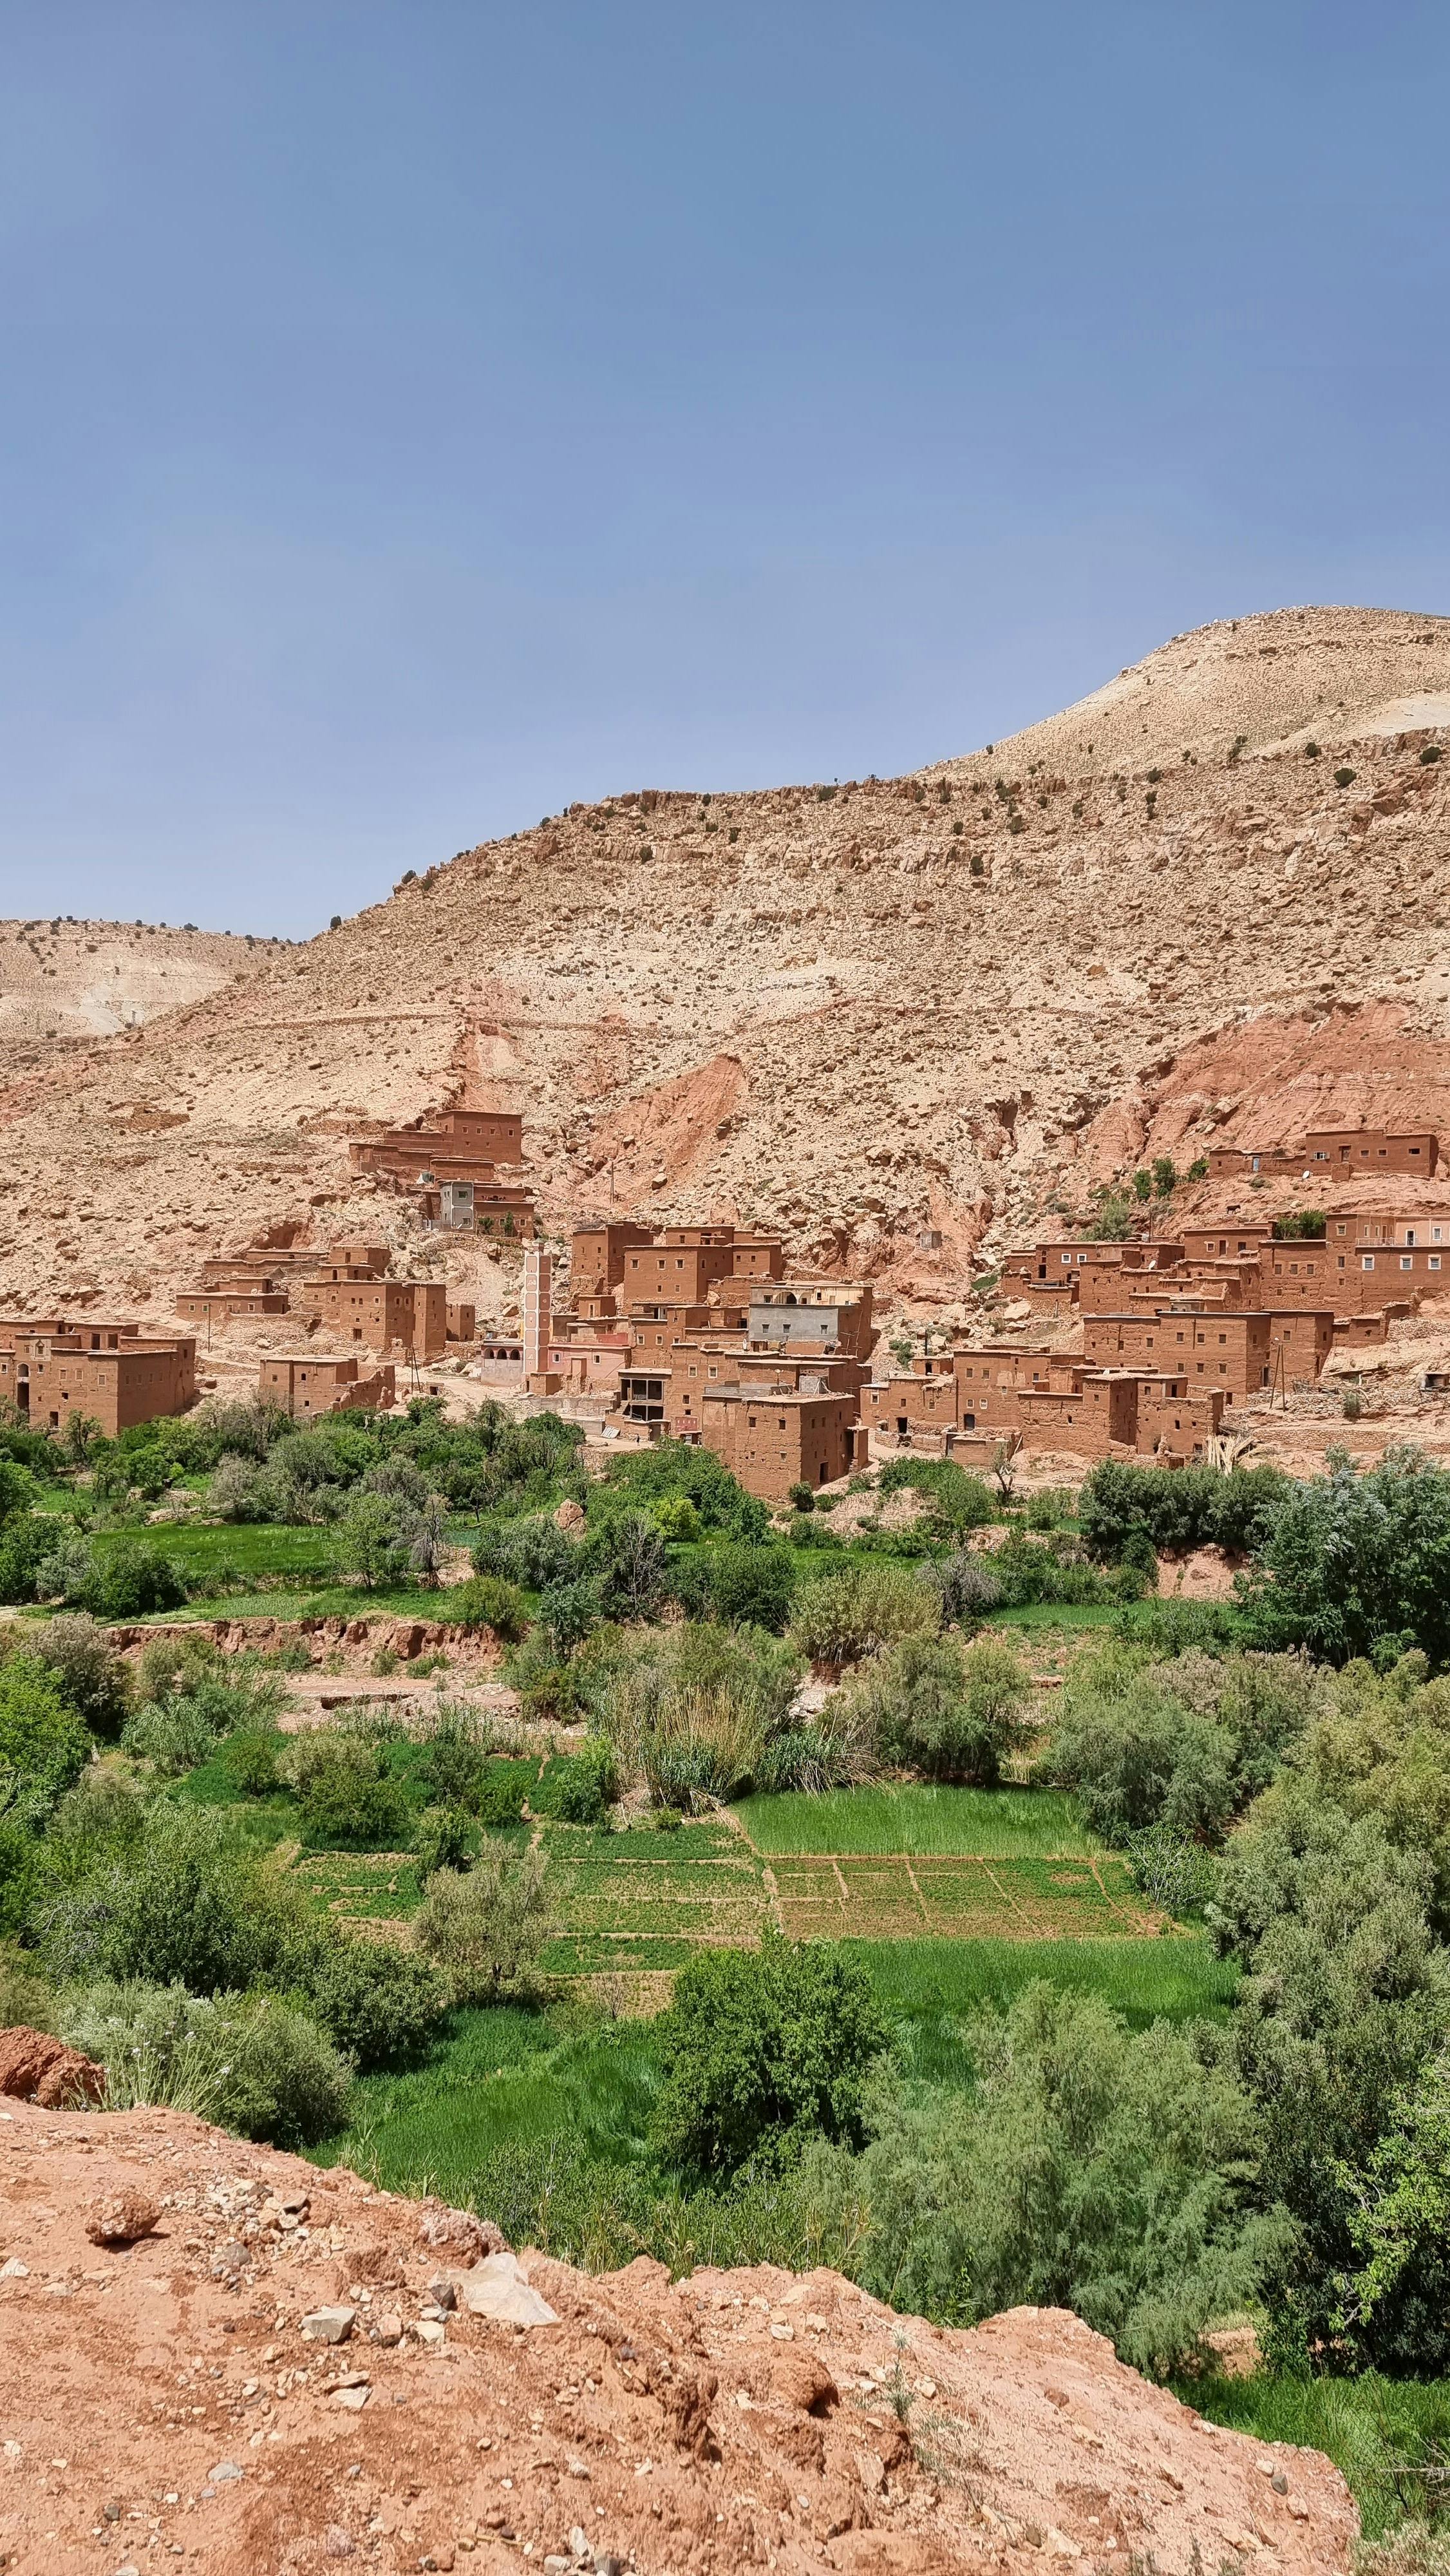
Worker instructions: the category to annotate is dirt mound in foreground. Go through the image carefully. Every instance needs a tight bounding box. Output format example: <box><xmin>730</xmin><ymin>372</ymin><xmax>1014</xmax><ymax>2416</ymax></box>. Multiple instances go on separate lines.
<box><xmin>0</xmin><ymin>2090</ymin><xmax>1356</xmax><ymax>2573</ymax></box>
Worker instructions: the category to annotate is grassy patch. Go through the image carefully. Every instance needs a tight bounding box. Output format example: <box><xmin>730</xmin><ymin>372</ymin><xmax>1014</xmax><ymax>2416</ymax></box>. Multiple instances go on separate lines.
<box><xmin>294</xmin><ymin>1850</ymin><xmax>424</xmax><ymax>1922</ymax></box>
<box><xmin>1180</xmin><ymin>2369</ymin><xmax>1450</xmax><ymax>2543</ymax></box>
<box><xmin>986</xmin><ymin>1602</ymin><xmax>1123</xmax><ymax>1634</ymax></box>
<box><xmin>735</xmin><ymin>1783</ymin><xmax>1095</xmax><ymax>1857</ymax></box>
<box><xmin>89</xmin><ymin>1522</ymin><xmax>341</xmax><ymax>1582</ymax></box>
<box><xmin>310</xmin><ymin>2002</ymin><xmax>658</xmax><ymax>2200</ymax></box>
<box><xmin>127</xmin><ymin>1581</ymin><xmax>478</xmax><ymax>1625</ymax></box>
<box><xmin>856</xmin><ymin>1933</ymin><xmax>1238</xmax><ymax>2060</ymax></box>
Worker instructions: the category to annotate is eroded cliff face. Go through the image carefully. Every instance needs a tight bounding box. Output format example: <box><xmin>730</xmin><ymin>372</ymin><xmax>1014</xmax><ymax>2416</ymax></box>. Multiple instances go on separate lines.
<box><xmin>0</xmin><ymin>2087</ymin><xmax>1359</xmax><ymax>2573</ymax></box>
<box><xmin>1</xmin><ymin>605</ymin><xmax>1448</xmax><ymax>1329</ymax></box>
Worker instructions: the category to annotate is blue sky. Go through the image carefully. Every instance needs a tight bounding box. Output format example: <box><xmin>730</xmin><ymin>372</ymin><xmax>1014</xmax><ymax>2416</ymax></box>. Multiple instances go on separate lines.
<box><xmin>1</xmin><ymin>1</ymin><xmax>1447</xmax><ymax>934</ymax></box>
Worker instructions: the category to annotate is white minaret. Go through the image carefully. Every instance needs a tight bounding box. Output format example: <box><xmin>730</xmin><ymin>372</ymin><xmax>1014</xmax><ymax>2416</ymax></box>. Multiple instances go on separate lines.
<box><xmin>523</xmin><ymin>1245</ymin><xmax>553</xmax><ymax>1382</ymax></box>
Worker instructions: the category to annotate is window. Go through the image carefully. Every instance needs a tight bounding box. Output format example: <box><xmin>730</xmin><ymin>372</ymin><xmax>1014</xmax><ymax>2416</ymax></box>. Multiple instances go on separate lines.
<box><xmin>1363</xmin><ymin>1255</ymin><xmax>1375</xmax><ymax>1271</ymax></box>
<box><xmin>1432</xmin><ymin>1258</ymin><xmax>1442</xmax><ymax>1273</ymax></box>
<box><xmin>1402</xmin><ymin>1256</ymin><xmax>1413</xmax><ymax>1271</ymax></box>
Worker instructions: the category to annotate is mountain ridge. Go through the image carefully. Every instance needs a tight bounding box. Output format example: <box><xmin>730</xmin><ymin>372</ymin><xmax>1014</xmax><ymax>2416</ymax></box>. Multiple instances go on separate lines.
<box><xmin>4</xmin><ymin>605</ymin><xmax>1449</xmax><ymax>1336</ymax></box>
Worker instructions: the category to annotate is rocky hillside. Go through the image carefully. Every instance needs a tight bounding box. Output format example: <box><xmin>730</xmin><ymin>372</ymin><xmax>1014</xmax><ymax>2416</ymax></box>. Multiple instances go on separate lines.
<box><xmin>0</xmin><ymin>2083</ymin><xmax>1357</xmax><ymax>2573</ymax></box>
<box><xmin>0</xmin><ymin>917</ymin><xmax>287</xmax><ymax>1083</ymax></box>
<box><xmin>3</xmin><ymin>605</ymin><xmax>1450</xmax><ymax>1329</ymax></box>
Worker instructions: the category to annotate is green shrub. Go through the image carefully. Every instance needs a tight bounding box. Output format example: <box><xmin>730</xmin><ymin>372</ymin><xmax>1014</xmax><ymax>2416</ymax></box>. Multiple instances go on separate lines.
<box><xmin>703</xmin><ymin>1543</ymin><xmax>796</xmax><ymax>1633</ymax></box>
<box><xmin>281</xmin><ymin>1734</ymin><xmax>410</xmax><ymax>1850</ymax></box>
<box><xmin>446</xmin><ymin>1575</ymin><xmax>529</xmax><ymax>1640</ymax></box>
<box><xmin>787</xmin><ymin>1561</ymin><xmax>941</xmax><ymax>1663</ymax></box>
<box><xmin>504</xmin><ymin>1629</ymin><xmax>583</xmax><ymax>1721</ymax></box>
<box><xmin>80</xmin><ymin>1538</ymin><xmax>187</xmax><ymax>1618</ymax></box>
<box><xmin>15</xmin><ymin>1615</ymin><xmax>130</xmax><ymax>1737</ymax></box>
<box><xmin>837</xmin><ymin>1633</ymin><xmax>1032</xmax><ymax>1784</ymax></box>
<box><xmin>414</xmin><ymin>1801</ymin><xmax>477</xmax><ymax>1878</ymax></box>
<box><xmin>549</xmin><ymin>1736</ymin><xmax>617</xmax><ymax>1823</ymax></box>
<box><xmin>305</xmin><ymin>1940</ymin><xmax>446</xmax><ymax>2071</ymax></box>
<box><xmin>223</xmin><ymin>1728</ymin><xmax>282</xmax><ymax>1796</ymax></box>
<box><xmin>578</xmin><ymin>1511</ymin><xmax>668</xmax><ymax>1620</ymax></box>
<box><xmin>592</xmin><ymin>1437</ymin><xmax>769</xmax><ymax>1540</ymax></box>
<box><xmin>1237</xmin><ymin>1447</ymin><xmax>1450</xmax><ymax>1670</ymax></box>
<box><xmin>413</xmin><ymin>1844</ymin><xmax>549</xmax><ymax>2002</ymax></box>
<box><xmin>1216</xmin><ymin>1781</ymin><xmax>1450</xmax><ymax>2371</ymax></box>
<box><xmin>58</xmin><ymin>1978</ymin><xmax>352</xmax><ymax>2148</ymax></box>
<box><xmin>590</xmin><ymin>1621</ymin><xmax>806</xmax><ymax>1808</ymax></box>
<box><xmin>536</xmin><ymin>1575</ymin><xmax>602</xmax><ymax>1657</ymax></box>
<box><xmin>123</xmin><ymin>1666</ymin><xmax>285</xmax><ymax>1779</ymax></box>
<box><xmin>471</xmin><ymin>1514</ymin><xmax>576</xmax><ymax>1591</ymax></box>
<box><xmin>0</xmin><ymin>1512</ymin><xmax>61</xmax><ymax>1605</ymax></box>
<box><xmin>28</xmin><ymin>1803</ymin><xmax>307</xmax><ymax>1994</ymax></box>
<box><xmin>476</xmin><ymin>1765</ymin><xmax>529</xmax><ymax>1828</ymax></box>
<box><xmin>1080</xmin><ymin>1457</ymin><xmax>1290</xmax><ymax>1564</ymax></box>
<box><xmin>1039</xmin><ymin>1643</ymin><xmax>1318</xmax><ymax>1844</ymax></box>
<box><xmin>878</xmin><ymin>1458</ymin><xmax>996</xmax><ymax>1533</ymax></box>
<box><xmin>650</xmin><ymin>1933</ymin><xmax>888</xmax><ymax>2181</ymax></box>
<box><xmin>331</xmin><ymin>1492</ymin><xmax>414</xmax><ymax>1588</ymax></box>
<box><xmin>417</xmin><ymin>1703</ymin><xmax>493</xmax><ymax>1808</ymax></box>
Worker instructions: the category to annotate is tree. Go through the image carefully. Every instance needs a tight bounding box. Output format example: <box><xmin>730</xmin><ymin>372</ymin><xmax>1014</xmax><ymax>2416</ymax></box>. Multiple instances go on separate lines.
<box><xmin>1237</xmin><ymin>1447</ymin><xmax>1450</xmax><ymax>1669</ymax></box>
<box><xmin>413</xmin><ymin>1844</ymin><xmax>550</xmax><ymax>2002</ymax></box>
<box><xmin>0</xmin><ymin>1657</ymin><xmax>92</xmax><ymax>1830</ymax></box>
<box><xmin>18</xmin><ymin>1614</ymin><xmax>130</xmax><ymax>1738</ymax></box>
<box><xmin>332</xmin><ymin>1492</ymin><xmax>413</xmax><ymax>1589</ymax></box>
<box><xmin>581</xmin><ymin>1510</ymin><xmax>668</xmax><ymax>1620</ymax></box>
<box><xmin>840</xmin><ymin>1983</ymin><xmax>1290</xmax><ymax>2380</ymax></box>
<box><xmin>1213</xmin><ymin>1780</ymin><xmax>1450</xmax><ymax>2368</ymax></box>
<box><xmin>1039</xmin><ymin>1644</ymin><xmax>1319</xmax><ymax>1845</ymax></box>
<box><xmin>650</xmin><ymin>1934</ymin><xmax>887</xmax><ymax>2180</ymax></box>
<box><xmin>406</xmin><ymin>1494</ymin><xmax>451</xmax><ymax>1586</ymax></box>
<box><xmin>79</xmin><ymin>1538</ymin><xmax>187</xmax><ymax>1619</ymax></box>
<box><xmin>1151</xmin><ymin>1155</ymin><xmax>1179</xmax><ymax>1200</ymax></box>
<box><xmin>62</xmin><ymin>1411</ymin><xmax>102</xmax><ymax>1467</ymax></box>
<box><xmin>706</xmin><ymin>1544</ymin><xmax>796</xmax><ymax>1634</ymax></box>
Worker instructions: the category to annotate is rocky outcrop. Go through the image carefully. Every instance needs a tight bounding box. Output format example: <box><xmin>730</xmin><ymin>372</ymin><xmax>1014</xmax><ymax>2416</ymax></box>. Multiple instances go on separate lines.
<box><xmin>0</xmin><ymin>2026</ymin><xmax>105</xmax><ymax>2108</ymax></box>
<box><xmin>0</xmin><ymin>2087</ymin><xmax>1360</xmax><ymax>2573</ymax></box>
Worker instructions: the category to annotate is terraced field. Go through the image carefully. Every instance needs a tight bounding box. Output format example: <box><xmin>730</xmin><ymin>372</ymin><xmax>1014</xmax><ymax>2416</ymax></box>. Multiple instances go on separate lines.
<box><xmin>766</xmin><ymin>1849</ymin><xmax>1161</xmax><ymax>1941</ymax></box>
<box><xmin>536</xmin><ymin>1819</ymin><xmax>769</xmax><ymax>1975</ymax></box>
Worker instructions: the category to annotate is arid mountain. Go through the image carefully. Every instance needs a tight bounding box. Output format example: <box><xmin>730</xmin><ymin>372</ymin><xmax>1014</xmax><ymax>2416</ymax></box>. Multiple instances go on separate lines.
<box><xmin>0</xmin><ymin>916</ymin><xmax>287</xmax><ymax>1084</ymax></box>
<box><xmin>3</xmin><ymin>605</ymin><xmax>1450</xmax><ymax>1332</ymax></box>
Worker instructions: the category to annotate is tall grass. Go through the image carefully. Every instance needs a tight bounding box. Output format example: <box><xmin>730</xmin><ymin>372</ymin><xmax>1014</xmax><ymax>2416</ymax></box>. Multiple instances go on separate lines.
<box><xmin>854</xmin><ymin>1934</ymin><xmax>1238</xmax><ymax>2057</ymax></box>
<box><xmin>1181</xmin><ymin>2371</ymin><xmax>1450</xmax><ymax>2543</ymax></box>
<box><xmin>735</xmin><ymin>1783</ymin><xmax>1096</xmax><ymax>1856</ymax></box>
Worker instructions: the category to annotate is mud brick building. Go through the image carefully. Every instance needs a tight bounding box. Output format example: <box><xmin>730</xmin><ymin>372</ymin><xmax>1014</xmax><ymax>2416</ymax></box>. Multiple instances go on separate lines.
<box><xmin>1207</xmin><ymin>1126</ymin><xmax>1438</xmax><ymax>1181</ymax></box>
<box><xmin>698</xmin><ymin>1383</ymin><xmax>860</xmax><ymax>1500</ymax></box>
<box><xmin>0</xmin><ymin>1323</ymin><xmax>196</xmax><ymax>1435</ymax></box>
<box><xmin>177</xmin><ymin>1283</ymin><xmax>290</xmax><ymax>1325</ymax></box>
<box><xmin>1084</xmin><ymin>1307</ymin><xmax>1276</xmax><ymax>1399</ymax></box>
<box><xmin>258</xmin><ymin>1354</ymin><xmax>397</xmax><ymax>1419</ymax></box>
<box><xmin>862</xmin><ymin>1342</ymin><xmax>1225</xmax><ymax>1466</ymax></box>
<box><xmin>301</xmin><ymin>1272</ymin><xmax>447</xmax><ymax>1358</ymax></box>
<box><xmin>350</xmin><ymin>1107</ymin><xmax>536</xmax><ymax>1236</ymax></box>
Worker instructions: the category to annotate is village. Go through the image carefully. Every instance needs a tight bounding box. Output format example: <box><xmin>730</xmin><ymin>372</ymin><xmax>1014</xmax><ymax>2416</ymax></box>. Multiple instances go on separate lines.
<box><xmin>5</xmin><ymin>1101</ymin><xmax>1448</xmax><ymax>1502</ymax></box>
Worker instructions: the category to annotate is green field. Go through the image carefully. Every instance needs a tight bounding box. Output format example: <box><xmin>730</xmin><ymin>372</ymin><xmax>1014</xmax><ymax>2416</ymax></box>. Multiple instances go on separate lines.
<box><xmin>856</xmin><ymin>1934</ymin><xmax>1239</xmax><ymax>2060</ymax></box>
<box><xmin>735</xmin><ymin>1782</ymin><xmax>1096</xmax><ymax>1855</ymax></box>
<box><xmin>1181</xmin><ymin>2369</ymin><xmax>1450</xmax><ymax>2543</ymax></box>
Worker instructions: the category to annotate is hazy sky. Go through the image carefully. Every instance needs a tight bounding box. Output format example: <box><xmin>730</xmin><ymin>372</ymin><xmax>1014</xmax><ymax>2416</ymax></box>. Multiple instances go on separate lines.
<box><xmin>2</xmin><ymin>1</ymin><xmax>1447</xmax><ymax>934</ymax></box>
